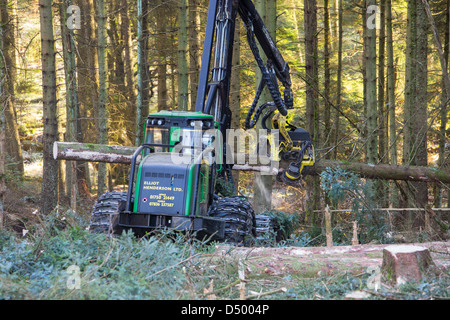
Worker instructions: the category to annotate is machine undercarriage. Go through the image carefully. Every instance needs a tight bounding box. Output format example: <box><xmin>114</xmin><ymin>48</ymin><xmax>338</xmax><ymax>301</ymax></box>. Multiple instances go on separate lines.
<box><xmin>88</xmin><ymin>0</ymin><xmax>315</xmax><ymax>246</ymax></box>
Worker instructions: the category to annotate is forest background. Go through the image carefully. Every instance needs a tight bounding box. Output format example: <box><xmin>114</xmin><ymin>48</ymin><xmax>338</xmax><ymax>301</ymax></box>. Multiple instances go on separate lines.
<box><xmin>0</xmin><ymin>0</ymin><xmax>449</xmax><ymax>244</ymax></box>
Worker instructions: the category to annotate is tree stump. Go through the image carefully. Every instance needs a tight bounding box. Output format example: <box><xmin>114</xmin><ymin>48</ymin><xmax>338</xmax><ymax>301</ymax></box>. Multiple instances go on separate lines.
<box><xmin>381</xmin><ymin>245</ymin><xmax>436</xmax><ymax>285</ymax></box>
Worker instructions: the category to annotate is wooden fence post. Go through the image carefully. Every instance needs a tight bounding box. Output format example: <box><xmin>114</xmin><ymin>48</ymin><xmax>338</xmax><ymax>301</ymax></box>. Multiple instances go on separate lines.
<box><xmin>325</xmin><ymin>205</ymin><xmax>333</xmax><ymax>246</ymax></box>
<box><xmin>352</xmin><ymin>220</ymin><xmax>359</xmax><ymax>245</ymax></box>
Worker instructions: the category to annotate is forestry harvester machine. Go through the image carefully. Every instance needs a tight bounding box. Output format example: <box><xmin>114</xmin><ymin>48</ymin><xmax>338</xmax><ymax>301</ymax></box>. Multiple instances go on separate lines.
<box><xmin>89</xmin><ymin>0</ymin><xmax>315</xmax><ymax>244</ymax></box>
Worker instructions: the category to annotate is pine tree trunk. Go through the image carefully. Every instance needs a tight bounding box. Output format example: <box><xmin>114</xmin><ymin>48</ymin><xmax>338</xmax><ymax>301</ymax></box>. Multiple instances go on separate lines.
<box><xmin>0</xmin><ymin>0</ymin><xmax>23</xmax><ymax>175</ymax></box>
<box><xmin>254</xmin><ymin>0</ymin><xmax>269</xmax><ymax>102</ymax></box>
<box><xmin>252</xmin><ymin>0</ymin><xmax>272</xmax><ymax>214</ymax></box>
<box><xmin>304</xmin><ymin>0</ymin><xmax>319</xmax><ymax>145</ymax></box>
<box><xmin>264</xmin><ymin>0</ymin><xmax>278</xmax><ymax>210</ymax></box>
<box><xmin>403</xmin><ymin>0</ymin><xmax>416</xmax><ymax>167</ymax></box>
<box><xmin>60</xmin><ymin>0</ymin><xmax>79</xmax><ymax>209</ymax></box>
<box><xmin>266</xmin><ymin>0</ymin><xmax>276</xmax><ymax>40</ymax></box>
<box><xmin>400</xmin><ymin>0</ymin><xmax>417</xmax><ymax>215</ymax></box>
<box><xmin>386</xmin><ymin>0</ymin><xmax>398</xmax><ymax>206</ymax></box>
<box><xmin>188</xmin><ymin>0</ymin><xmax>201</xmax><ymax>111</ymax></box>
<box><xmin>39</xmin><ymin>0</ymin><xmax>59</xmax><ymax>214</ymax></box>
<box><xmin>332</xmin><ymin>0</ymin><xmax>339</xmax><ymax>42</ymax></box>
<box><xmin>365</xmin><ymin>0</ymin><xmax>378</xmax><ymax>164</ymax></box>
<box><xmin>142</xmin><ymin>0</ymin><xmax>152</xmax><ymax>124</ymax></box>
<box><xmin>107</xmin><ymin>0</ymin><xmax>124</xmax><ymax>89</ymax></box>
<box><xmin>304</xmin><ymin>0</ymin><xmax>320</xmax><ymax>221</ymax></box>
<box><xmin>230</xmin><ymin>18</ymin><xmax>241</xmax><ymax>186</ymax></box>
<box><xmin>178</xmin><ymin>0</ymin><xmax>189</xmax><ymax>110</ymax></box>
<box><xmin>324</xmin><ymin>0</ymin><xmax>331</xmax><ymax>158</ymax></box>
<box><xmin>170</xmin><ymin>53</ymin><xmax>177</xmax><ymax>109</ymax></box>
<box><xmin>334</xmin><ymin>0</ymin><xmax>343</xmax><ymax>160</ymax></box>
<box><xmin>136</xmin><ymin>0</ymin><xmax>145</xmax><ymax>145</ymax></box>
<box><xmin>413</xmin><ymin>0</ymin><xmax>428</xmax><ymax>208</ymax></box>
<box><xmin>291</xmin><ymin>0</ymin><xmax>304</xmax><ymax>64</ymax></box>
<box><xmin>421</xmin><ymin>0</ymin><xmax>449</xmax><ymax>207</ymax></box>
<box><xmin>447</xmin><ymin>0</ymin><xmax>450</xmax><ymax>209</ymax></box>
<box><xmin>75</xmin><ymin>0</ymin><xmax>97</xmax><ymax>195</ymax></box>
<box><xmin>377</xmin><ymin>0</ymin><xmax>387</xmax><ymax>207</ymax></box>
<box><xmin>135</xmin><ymin>0</ymin><xmax>151</xmax><ymax>146</ymax></box>
<box><xmin>362</xmin><ymin>1</ymin><xmax>368</xmax><ymax>161</ymax></box>
<box><xmin>378</xmin><ymin>0</ymin><xmax>386</xmax><ymax>162</ymax></box>
<box><xmin>155</xmin><ymin>1</ymin><xmax>168</xmax><ymax>111</ymax></box>
<box><xmin>97</xmin><ymin>0</ymin><xmax>109</xmax><ymax>196</ymax></box>
<box><xmin>444</xmin><ymin>0</ymin><xmax>450</xmax><ymax>208</ymax></box>
<box><xmin>120</xmin><ymin>0</ymin><xmax>136</xmax><ymax>144</ymax></box>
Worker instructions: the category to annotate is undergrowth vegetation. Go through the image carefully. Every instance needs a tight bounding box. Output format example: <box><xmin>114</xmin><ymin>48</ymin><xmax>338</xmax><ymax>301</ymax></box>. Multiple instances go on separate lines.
<box><xmin>0</xmin><ymin>227</ymin><xmax>195</xmax><ymax>299</ymax></box>
<box><xmin>0</xmin><ymin>208</ymin><xmax>448</xmax><ymax>300</ymax></box>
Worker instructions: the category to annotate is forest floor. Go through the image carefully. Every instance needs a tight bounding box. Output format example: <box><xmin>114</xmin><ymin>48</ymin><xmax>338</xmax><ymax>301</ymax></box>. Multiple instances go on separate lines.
<box><xmin>2</xmin><ymin>171</ymin><xmax>96</xmax><ymax>236</ymax></box>
<box><xmin>2</xmin><ymin>170</ymin><xmax>450</xmax><ymax>300</ymax></box>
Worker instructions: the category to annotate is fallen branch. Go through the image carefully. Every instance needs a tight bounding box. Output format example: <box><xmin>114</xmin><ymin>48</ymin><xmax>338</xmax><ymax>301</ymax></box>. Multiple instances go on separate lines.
<box><xmin>199</xmin><ymin>279</ymin><xmax>241</xmax><ymax>298</ymax></box>
<box><xmin>245</xmin><ymin>287</ymin><xmax>287</xmax><ymax>300</ymax></box>
<box><xmin>362</xmin><ymin>289</ymin><xmax>402</xmax><ymax>300</ymax></box>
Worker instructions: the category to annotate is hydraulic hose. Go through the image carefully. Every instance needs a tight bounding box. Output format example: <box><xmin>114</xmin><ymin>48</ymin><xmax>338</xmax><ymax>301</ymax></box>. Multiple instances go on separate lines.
<box><xmin>245</xmin><ymin>23</ymin><xmax>288</xmax><ymax>117</ymax></box>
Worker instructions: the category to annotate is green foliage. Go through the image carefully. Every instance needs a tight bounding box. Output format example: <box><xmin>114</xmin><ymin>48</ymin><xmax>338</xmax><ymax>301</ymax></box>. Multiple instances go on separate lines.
<box><xmin>1</xmin><ymin>212</ymin><xmax>448</xmax><ymax>300</ymax></box>
<box><xmin>254</xmin><ymin>210</ymin><xmax>314</xmax><ymax>247</ymax></box>
<box><xmin>276</xmin><ymin>233</ymin><xmax>313</xmax><ymax>248</ymax></box>
<box><xmin>394</xmin><ymin>273</ymin><xmax>450</xmax><ymax>300</ymax></box>
<box><xmin>320</xmin><ymin>167</ymin><xmax>391</xmax><ymax>244</ymax></box>
<box><xmin>284</xmin><ymin>272</ymin><xmax>370</xmax><ymax>300</ymax></box>
<box><xmin>265</xmin><ymin>210</ymin><xmax>301</xmax><ymax>239</ymax></box>
<box><xmin>0</xmin><ymin>224</ymin><xmax>204</xmax><ymax>299</ymax></box>
<box><xmin>320</xmin><ymin>167</ymin><xmax>362</xmax><ymax>209</ymax></box>
<box><xmin>215</xmin><ymin>176</ymin><xmax>236</xmax><ymax>197</ymax></box>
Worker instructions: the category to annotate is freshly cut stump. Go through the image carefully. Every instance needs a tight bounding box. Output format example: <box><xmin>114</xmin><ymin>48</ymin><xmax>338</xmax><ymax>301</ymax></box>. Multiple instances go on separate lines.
<box><xmin>381</xmin><ymin>245</ymin><xmax>436</xmax><ymax>285</ymax></box>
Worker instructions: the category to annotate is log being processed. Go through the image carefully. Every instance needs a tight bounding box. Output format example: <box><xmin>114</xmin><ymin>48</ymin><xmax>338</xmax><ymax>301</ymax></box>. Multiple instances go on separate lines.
<box><xmin>53</xmin><ymin>141</ymin><xmax>450</xmax><ymax>183</ymax></box>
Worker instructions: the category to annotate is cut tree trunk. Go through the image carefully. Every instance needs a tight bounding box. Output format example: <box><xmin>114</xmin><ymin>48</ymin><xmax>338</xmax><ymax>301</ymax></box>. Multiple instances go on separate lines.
<box><xmin>53</xmin><ymin>142</ymin><xmax>450</xmax><ymax>183</ymax></box>
<box><xmin>311</xmin><ymin>160</ymin><xmax>450</xmax><ymax>184</ymax></box>
<box><xmin>380</xmin><ymin>245</ymin><xmax>437</xmax><ymax>285</ymax></box>
<box><xmin>53</xmin><ymin>142</ymin><xmax>135</xmax><ymax>164</ymax></box>
<box><xmin>214</xmin><ymin>241</ymin><xmax>449</xmax><ymax>279</ymax></box>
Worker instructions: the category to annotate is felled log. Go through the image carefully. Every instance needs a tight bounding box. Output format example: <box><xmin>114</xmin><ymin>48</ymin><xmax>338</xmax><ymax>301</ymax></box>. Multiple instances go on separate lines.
<box><xmin>53</xmin><ymin>141</ymin><xmax>450</xmax><ymax>183</ymax></box>
<box><xmin>53</xmin><ymin>141</ymin><xmax>285</xmax><ymax>170</ymax></box>
<box><xmin>215</xmin><ymin>241</ymin><xmax>449</xmax><ymax>280</ymax></box>
<box><xmin>310</xmin><ymin>159</ymin><xmax>450</xmax><ymax>184</ymax></box>
<box><xmin>53</xmin><ymin>142</ymin><xmax>136</xmax><ymax>164</ymax></box>
<box><xmin>380</xmin><ymin>245</ymin><xmax>437</xmax><ymax>285</ymax></box>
